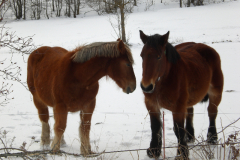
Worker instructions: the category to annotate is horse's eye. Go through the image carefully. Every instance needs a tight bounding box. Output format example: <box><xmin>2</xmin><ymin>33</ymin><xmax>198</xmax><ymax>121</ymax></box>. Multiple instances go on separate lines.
<box><xmin>126</xmin><ymin>63</ymin><xmax>131</xmax><ymax>67</ymax></box>
<box><xmin>157</xmin><ymin>55</ymin><xmax>162</xmax><ymax>60</ymax></box>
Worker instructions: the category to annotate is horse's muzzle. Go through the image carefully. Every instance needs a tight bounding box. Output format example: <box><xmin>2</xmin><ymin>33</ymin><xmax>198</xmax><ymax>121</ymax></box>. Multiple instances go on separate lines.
<box><xmin>125</xmin><ymin>83</ymin><xmax>136</xmax><ymax>94</ymax></box>
<box><xmin>140</xmin><ymin>82</ymin><xmax>155</xmax><ymax>93</ymax></box>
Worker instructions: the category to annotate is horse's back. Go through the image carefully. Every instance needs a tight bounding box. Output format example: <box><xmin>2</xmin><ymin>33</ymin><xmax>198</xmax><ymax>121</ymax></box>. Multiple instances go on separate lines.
<box><xmin>176</xmin><ymin>43</ymin><xmax>221</xmax><ymax>68</ymax></box>
<box><xmin>176</xmin><ymin>42</ymin><xmax>223</xmax><ymax>105</ymax></box>
<box><xmin>28</xmin><ymin>46</ymin><xmax>67</xmax><ymax>64</ymax></box>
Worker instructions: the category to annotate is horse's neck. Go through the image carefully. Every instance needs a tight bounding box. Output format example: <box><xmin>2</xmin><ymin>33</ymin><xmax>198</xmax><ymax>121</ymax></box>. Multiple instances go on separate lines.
<box><xmin>162</xmin><ymin>62</ymin><xmax>172</xmax><ymax>79</ymax></box>
<box><xmin>73</xmin><ymin>57</ymin><xmax>110</xmax><ymax>85</ymax></box>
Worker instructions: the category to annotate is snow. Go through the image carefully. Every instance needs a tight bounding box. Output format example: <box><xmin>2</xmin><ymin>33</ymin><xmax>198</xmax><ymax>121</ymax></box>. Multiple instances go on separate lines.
<box><xmin>1</xmin><ymin>0</ymin><xmax>240</xmax><ymax>159</ymax></box>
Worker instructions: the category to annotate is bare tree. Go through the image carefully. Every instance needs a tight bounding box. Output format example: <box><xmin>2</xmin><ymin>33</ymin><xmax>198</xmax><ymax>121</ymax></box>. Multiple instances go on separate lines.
<box><xmin>52</xmin><ymin>0</ymin><xmax>54</xmax><ymax>11</ymax></box>
<box><xmin>0</xmin><ymin>24</ymin><xmax>36</xmax><ymax>106</ymax></box>
<box><xmin>105</xmin><ymin>0</ymin><xmax>133</xmax><ymax>43</ymax></box>
<box><xmin>10</xmin><ymin>0</ymin><xmax>22</xmax><ymax>19</ymax></box>
<box><xmin>0</xmin><ymin>0</ymin><xmax>10</xmax><ymax>21</ymax></box>
<box><xmin>186</xmin><ymin>0</ymin><xmax>203</xmax><ymax>7</ymax></box>
<box><xmin>54</xmin><ymin>0</ymin><xmax>63</xmax><ymax>17</ymax></box>
<box><xmin>45</xmin><ymin>0</ymin><xmax>49</xmax><ymax>19</ymax></box>
<box><xmin>133</xmin><ymin>0</ymin><xmax>136</xmax><ymax>6</ymax></box>
<box><xmin>64</xmin><ymin>0</ymin><xmax>83</xmax><ymax>18</ymax></box>
<box><xmin>65</xmin><ymin>0</ymin><xmax>71</xmax><ymax>17</ymax></box>
<box><xmin>30</xmin><ymin>0</ymin><xmax>42</xmax><ymax>20</ymax></box>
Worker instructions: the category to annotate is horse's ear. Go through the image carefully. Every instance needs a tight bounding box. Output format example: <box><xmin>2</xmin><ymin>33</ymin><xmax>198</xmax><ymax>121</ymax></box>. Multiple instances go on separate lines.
<box><xmin>117</xmin><ymin>40</ymin><xmax>126</xmax><ymax>53</ymax></box>
<box><xmin>162</xmin><ymin>31</ymin><xmax>170</xmax><ymax>46</ymax></box>
<box><xmin>117</xmin><ymin>38</ymin><xmax>121</xmax><ymax>41</ymax></box>
<box><xmin>140</xmin><ymin>30</ymin><xmax>148</xmax><ymax>44</ymax></box>
<box><xmin>165</xmin><ymin>43</ymin><xmax>181</xmax><ymax>64</ymax></box>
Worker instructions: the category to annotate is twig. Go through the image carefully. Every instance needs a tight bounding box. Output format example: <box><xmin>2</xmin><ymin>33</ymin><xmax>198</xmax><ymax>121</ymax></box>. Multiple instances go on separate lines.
<box><xmin>221</xmin><ymin>118</ymin><xmax>226</xmax><ymax>160</ymax></box>
<box><xmin>1</xmin><ymin>142</ymin><xmax>240</xmax><ymax>158</ymax></box>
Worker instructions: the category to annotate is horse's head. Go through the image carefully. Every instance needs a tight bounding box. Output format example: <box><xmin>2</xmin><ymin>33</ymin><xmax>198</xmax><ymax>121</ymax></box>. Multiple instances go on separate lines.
<box><xmin>107</xmin><ymin>40</ymin><xmax>136</xmax><ymax>94</ymax></box>
<box><xmin>139</xmin><ymin>30</ymin><xmax>180</xmax><ymax>93</ymax></box>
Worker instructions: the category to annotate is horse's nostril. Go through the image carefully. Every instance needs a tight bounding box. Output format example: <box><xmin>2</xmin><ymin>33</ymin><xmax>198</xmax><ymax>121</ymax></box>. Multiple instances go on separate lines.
<box><xmin>127</xmin><ymin>87</ymin><xmax>131</xmax><ymax>94</ymax></box>
<box><xmin>140</xmin><ymin>83</ymin><xmax>154</xmax><ymax>93</ymax></box>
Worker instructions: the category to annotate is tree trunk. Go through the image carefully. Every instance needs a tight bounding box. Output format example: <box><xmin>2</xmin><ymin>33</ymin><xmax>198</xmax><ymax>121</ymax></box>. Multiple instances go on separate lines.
<box><xmin>17</xmin><ymin>0</ymin><xmax>22</xmax><ymax>19</ymax></box>
<box><xmin>120</xmin><ymin>4</ymin><xmax>126</xmax><ymax>42</ymax></box>
<box><xmin>56</xmin><ymin>0</ymin><xmax>62</xmax><ymax>17</ymax></box>
<box><xmin>134</xmin><ymin>0</ymin><xmax>137</xmax><ymax>6</ymax></box>
<box><xmin>187</xmin><ymin>0</ymin><xmax>190</xmax><ymax>7</ymax></box>
<box><xmin>180</xmin><ymin>0</ymin><xmax>182</xmax><ymax>8</ymax></box>
<box><xmin>76</xmin><ymin>0</ymin><xmax>80</xmax><ymax>15</ymax></box>
<box><xmin>52</xmin><ymin>0</ymin><xmax>55</xmax><ymax>11</ymax></box>
<box><xmin>46</xmin><ymin>0</ymin><xmax>49</xmax><ymax>19</ymax></box>
<box><xmin>23</xmin><ymin>0</ymin><xmax>26</xmax><ymax>19</ymax></box>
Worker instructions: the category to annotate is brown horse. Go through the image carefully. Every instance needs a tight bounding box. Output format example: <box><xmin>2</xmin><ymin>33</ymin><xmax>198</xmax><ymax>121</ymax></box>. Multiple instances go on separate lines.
<box><xmin>139</xmin><ymin>30</ymin><xmax>223</xmax><ymax>159</ymax></box>
<box><xmin>27</xmin><ymin>40</ymin><xmax>136</xmax><ymax>155</ymax></box>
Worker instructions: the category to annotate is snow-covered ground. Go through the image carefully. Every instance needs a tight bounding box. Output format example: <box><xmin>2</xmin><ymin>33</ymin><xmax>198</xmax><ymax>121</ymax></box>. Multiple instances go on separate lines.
<box><xmin>1</xmin><ymin>0</ymin><xmax>240</xmax><ymax>159</ymax></box>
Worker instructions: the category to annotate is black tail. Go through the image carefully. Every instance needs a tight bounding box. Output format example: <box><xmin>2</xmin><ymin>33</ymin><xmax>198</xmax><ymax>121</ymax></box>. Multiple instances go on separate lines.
<box><xmin>201</xmin><ymin>94</ymin><xmax>209</xmax><ymax>103</ymax></box>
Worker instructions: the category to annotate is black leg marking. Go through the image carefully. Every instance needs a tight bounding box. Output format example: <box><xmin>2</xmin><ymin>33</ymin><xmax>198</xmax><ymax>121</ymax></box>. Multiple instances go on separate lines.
<box><xmin>147</xmin><ymin>113</ymin><xmax>162</xmax><ymax>158</ymax></box>
<box><xmin>207</xmin><ymin>117</ymin><xmax>217</xmax><ymax>144</ymax></box>
<box><xmin>174</xmin><ymin>122</ymin><xmax>189</xmax><ymax>160</ymax></box>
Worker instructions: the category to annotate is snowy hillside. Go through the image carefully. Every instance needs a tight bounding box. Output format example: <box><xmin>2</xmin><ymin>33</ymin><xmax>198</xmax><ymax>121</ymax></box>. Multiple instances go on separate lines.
<box><xmin>1</xmin><ymin>0</ymin><xmax>240</xmax><ymax>159</ymax></box>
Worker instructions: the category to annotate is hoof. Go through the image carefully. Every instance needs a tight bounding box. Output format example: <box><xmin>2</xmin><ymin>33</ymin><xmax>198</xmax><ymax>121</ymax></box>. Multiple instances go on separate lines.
<box><xmin>186</xmin><ymin>136</ymin><xmax>195</xmax><ymax>143</ymax></box>
<box><xmin>81</xmin><ymin>146</ymin><xmax>95</xmax><ymax>157</ymax></box>
<box><xmin>60</xmin><ymin>138</ymin><xmax>67</xmax><ymax>147</ymax></box>
<box><xmin>40</xmin><ymin>144</ymin><xmax>50</xmax><ymax>150</ymax></box>
<box><xmin>82</xmin><ymin>150</ymin><xmax>96</xmax><ymax>157</ymax></box>
<box><xmin>175</xmin><ymin>155</ymin><xmax>189</xmax><ymax>160</ymax></box>
<box><xmin>147</xmin><ymin>148</ymin><xmax>161</xmax><ymax>158</ymax></box>
<box><xmin>207</xmin><ymin>133</ymin><xmax>218</xmax><ymax>144</ymax></box>
<box><xmin>207</xmin><ymin>137</ymin><xmax>218</xmax><ymax>144</ymax></box>
<box><xmin>51</xmin><ymin>142</ymin><xmax>60</xmax><ymax>152</ymax></box>
<box><xmin>176</xmin><ymin>145</ymin><xmax>189</xmax><ymax>160</ymax></box>
<box><xmin>40</xmin><ymin>138</ymin><xmax>50</xmax><ymax>146</ymax></box>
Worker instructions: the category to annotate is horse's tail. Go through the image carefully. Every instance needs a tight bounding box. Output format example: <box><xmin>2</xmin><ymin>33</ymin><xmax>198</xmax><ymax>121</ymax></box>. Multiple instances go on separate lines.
<box><xmin>201</xmin><ymin>94</ymin><xmax>209</xmax><ymax>103</ymax></box>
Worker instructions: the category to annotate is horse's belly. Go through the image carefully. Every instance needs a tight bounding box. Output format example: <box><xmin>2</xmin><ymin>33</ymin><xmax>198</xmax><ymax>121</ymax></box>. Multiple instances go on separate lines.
<box><xmin>187</xmin><ymin>84</ymin><xmax>210</xmax><ymax>106</ymax></box>
<box><xmin>66</xmin><ymin>97</ymin><xmax>96</xmax><ymax>112</ymax></box>
<box><xmin>34</xmin><ymin>88</ymin><xmax>55</xmax><ymax>107</ymax></box>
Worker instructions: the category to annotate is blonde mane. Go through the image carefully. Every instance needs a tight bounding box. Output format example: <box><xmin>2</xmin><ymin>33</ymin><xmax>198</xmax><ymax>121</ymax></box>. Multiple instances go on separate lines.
<box><xmin>72</xmin><ymin>41</ymin><xmax>134</xmax><ymax>64</ymax></box>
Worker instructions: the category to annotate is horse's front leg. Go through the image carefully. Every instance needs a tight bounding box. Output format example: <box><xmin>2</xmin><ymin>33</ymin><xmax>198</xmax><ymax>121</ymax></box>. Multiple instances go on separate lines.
<box><xmin>51</xmin><ymin>104</ymin><xmax>68</xmax><ymax>151</ymax></box>
<box><xmin>172</xmin><ymin>109</ymin><xmax>189</xmax><ymax>160</ymax></box>
<box><xmin>145</xmin><ymin>98</ymin><xmax>162</xmax><ymax>158</ymax></box>
<box><xmin>79</xmin><ymin>99</ymin><xmax>96</xmax><ymax>156</ymax></box>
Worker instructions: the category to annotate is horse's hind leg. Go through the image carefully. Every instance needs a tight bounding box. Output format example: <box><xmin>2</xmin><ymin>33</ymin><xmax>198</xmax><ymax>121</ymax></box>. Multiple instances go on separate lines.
<box><xmin>185</xmin><ymin>107</ymin><xmax>194</xmax><ymax>142</ymax></box>
<box><xmin>33</xmin><ymin>97</ymin><xmax>50</xmax><ymax>147</ymax></box>
<box><xmin>207</xmin><ymin>90</ymin><xmax>222</xmax><ymax>143</ymax></box>
<box><xmin>79</xmin><ymin>99</ymin><xmax>96</xmax><ymax>156</ymax></box>
<box><xmin>207</xmin><ymin>68</ymin><xmax>223</xmax><ymax>144</ymax></box>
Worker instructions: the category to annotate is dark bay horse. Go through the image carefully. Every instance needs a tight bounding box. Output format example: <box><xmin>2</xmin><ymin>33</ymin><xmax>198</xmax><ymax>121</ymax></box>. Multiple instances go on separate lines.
<box><xmin>139</xmin><ymin>30</ymin><xmax>223</xmax><ymax>159</ymax></box>
<box><xmin>27</xmin><ymin>40</ymin><xmax>136</xmax><ymax>155</ymax></box>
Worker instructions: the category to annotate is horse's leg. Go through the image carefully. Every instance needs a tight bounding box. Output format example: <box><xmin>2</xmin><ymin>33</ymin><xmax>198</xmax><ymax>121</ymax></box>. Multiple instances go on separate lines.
<box><xmin>207</xmin><ymin>90</ymin><xmax>222</xmax><ymax>143</ymax></box>
<box><xmin>185</xmin><ymin>107</ymin><xmax>194</xmax><ymax>142</ymax></box>
<box><xmin>145</xmin><ymin>99</ymin><xmax>162</xmax><ymax>158</ymax></box>
<box><xmin>33</xmin><ymin>97</ymin><xmax>50</xmax><ymax>147</ymax></box>
<box><xmin>51</xmin><ymin>104</ymin><xmax>68</xmax><ymax>151</ymax></box>
<box><xmin>173</xmin><ymin>108</ymin><xmax>189</xmax><ymax>160</ymax></box>
<box><xmin>79</xmin><ymin>99</ymin><xmax>96</xmax><ymax>155</ymax></box>
<box><xmin>207</xmin><ymin>68</ymin><xmax>223</xmax><ymax>144</ymax></box>
<box><xmin>60</xmin><ymin>134</ymin><xmax>66</xmax><ymax>147</ymax></box>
